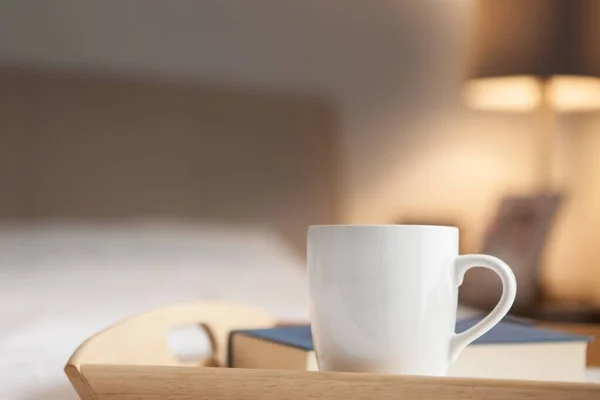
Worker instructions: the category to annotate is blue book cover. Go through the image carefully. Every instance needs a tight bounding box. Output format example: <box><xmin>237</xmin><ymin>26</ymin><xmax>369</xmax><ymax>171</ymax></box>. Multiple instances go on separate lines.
<box><xmin>228</xmin><ymin>317</ymin><xmax>591</xmax><ymax>363</ymax></box>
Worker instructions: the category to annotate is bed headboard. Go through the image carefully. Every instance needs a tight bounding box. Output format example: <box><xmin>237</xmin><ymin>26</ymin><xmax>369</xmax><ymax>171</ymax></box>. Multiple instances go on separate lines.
<box><xmin>0</xmin><ymin>67</ymin><xmax>339</xmax><ymax>253</ymax></box>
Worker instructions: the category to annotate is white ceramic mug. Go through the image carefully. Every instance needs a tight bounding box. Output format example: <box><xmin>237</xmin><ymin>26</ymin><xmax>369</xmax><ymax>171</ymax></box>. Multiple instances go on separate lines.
<box><xmin>308</xmin><ymin>225</ymin><xmax>517</xmax><ymax>376</ymax></box>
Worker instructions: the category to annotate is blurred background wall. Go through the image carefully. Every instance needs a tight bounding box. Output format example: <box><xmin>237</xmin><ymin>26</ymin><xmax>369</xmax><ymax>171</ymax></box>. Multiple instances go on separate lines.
<box><xmin>0</xmin><ymin>0</ymin><xmax>599</xmax><ymax>305</ymax></box>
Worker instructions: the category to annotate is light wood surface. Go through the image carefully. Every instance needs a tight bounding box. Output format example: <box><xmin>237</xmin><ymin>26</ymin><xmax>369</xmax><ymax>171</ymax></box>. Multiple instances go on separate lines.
<box><xmin>66</xmin><ymin>301</ymin><xmax>275</xmax><ymax>368</ymax></box>
<box><xmin>65</xmin><ymin>301</ymin><xmax>275</xmax><ymax>400</ymax></box>
<box><xmin>64</xmin><ymin>301</ymin><xmax>600</xmax><ymax>400</ymax></box>
<box><xmin>80</xmin><ymin>364</ymin><xmax>600</xmax><ymax>400</ymax></box>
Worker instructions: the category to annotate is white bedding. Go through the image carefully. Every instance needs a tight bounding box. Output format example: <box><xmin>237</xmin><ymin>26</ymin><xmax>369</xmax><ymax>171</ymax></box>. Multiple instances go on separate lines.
<box><xmin>0</xmin><ymin>222</ymin><xmax>311</xmax><ymax>400</ymax></box>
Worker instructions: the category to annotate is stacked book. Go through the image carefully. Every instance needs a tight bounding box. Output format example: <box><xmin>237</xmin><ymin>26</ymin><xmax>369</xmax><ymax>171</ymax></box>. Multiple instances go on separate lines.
<box><xmin>228</xmin><ymin>317</ymin><xmax>591</xmax><ymax>382</ymax></box>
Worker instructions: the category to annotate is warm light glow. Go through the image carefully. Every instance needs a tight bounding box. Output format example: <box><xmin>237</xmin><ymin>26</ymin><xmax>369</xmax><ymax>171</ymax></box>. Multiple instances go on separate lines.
<box><xmin>463</xmin><ymin>75</ymin><xmax>600</xmax><ymax>113</ymax></box>
<box><xmin>547</xmin><ymin>76</ymin><xmax>600</xmax><ymax>112</ymax></box>
<box><xmin>462</xmin><ymin>76</ymin><xmax>542</xmax><ymax>112</ymax></box>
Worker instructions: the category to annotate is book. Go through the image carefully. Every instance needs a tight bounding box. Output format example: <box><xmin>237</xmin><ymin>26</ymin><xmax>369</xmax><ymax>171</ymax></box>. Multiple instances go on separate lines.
<box><xmin>228</xmin><ymin>317</ymin><xmax>591</xmax><ymax>382</ymax></box>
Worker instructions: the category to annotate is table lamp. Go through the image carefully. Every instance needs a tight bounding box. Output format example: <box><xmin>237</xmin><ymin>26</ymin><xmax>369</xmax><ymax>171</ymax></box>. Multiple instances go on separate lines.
<box><xmin>462</xmin><ymin>0</ymin><xmax>600</xmax><ymax>192</ymax></box>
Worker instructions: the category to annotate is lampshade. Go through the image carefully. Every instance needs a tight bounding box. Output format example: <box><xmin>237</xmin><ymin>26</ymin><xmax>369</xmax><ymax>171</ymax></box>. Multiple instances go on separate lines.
<box><xmin>463</xmin><ymin>0</ymin><xmax>600</xmax><ymax>112</ymax></box>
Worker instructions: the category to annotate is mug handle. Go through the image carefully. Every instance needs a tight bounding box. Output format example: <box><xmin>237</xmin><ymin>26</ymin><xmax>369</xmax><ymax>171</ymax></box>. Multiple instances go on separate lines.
<box><xmin>449</xmin><ymin>254</ymin><xmax>517</xmax><ymax>363</ymax></box>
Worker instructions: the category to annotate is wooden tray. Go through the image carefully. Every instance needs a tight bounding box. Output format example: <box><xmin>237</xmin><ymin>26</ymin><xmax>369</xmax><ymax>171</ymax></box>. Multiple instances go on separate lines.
<box><xmin>65</xmin><ymin>301</ymin><xmax>600</xmax><ymax>400</ymax></box>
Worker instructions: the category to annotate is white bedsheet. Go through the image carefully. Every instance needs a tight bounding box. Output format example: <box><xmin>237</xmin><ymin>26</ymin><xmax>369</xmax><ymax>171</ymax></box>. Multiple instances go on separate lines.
<box><xmin>0</xmin><ymin>222</ymin><xmax>311</xmax><ymax>400</ymax></box>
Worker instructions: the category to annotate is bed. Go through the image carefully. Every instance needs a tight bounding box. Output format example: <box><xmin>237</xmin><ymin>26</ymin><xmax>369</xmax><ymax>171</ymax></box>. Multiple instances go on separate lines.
<box><xmin>0</xmin><ymin>68</ymin><xmax>337</xmax><ymax>399</ymax></box>
<box><xmin>0</xmin><ymin>223</ymin><xmax>316</xmax><ymax>399</ymax></box>
<box><xmin>2</xmin><ymin>69</ymin><xmax>598</xmax><ymax>399</ymax></box>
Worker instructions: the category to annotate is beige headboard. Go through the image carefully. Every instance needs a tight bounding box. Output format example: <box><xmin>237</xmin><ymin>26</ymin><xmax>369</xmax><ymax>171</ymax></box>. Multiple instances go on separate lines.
<box><xmin>0</xmin><ymin>67</ymin><xmax>339</xmax><ymax>252</ymax></box>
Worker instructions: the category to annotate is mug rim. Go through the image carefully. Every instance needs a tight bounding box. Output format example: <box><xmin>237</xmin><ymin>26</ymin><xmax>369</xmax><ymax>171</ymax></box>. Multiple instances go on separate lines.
<box><xmin>309</xmin><ymin>224</ymin><xmax>458</xmax><ymax>230</ymax></box>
